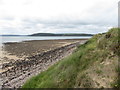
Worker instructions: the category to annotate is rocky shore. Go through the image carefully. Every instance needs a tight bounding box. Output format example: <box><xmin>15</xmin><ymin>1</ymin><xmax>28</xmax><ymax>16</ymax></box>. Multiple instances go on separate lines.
<box><xmin>0</xmin><ymin>39</ymin><xmax>87</xmax><ymax>88</ymax></box>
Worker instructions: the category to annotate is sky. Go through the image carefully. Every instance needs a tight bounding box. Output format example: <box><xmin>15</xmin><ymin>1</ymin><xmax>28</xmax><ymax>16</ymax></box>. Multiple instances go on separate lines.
<box><xmin>0</xmin><ymin>0</ymin><xmax>119</xmax><ymax>35</ymax></box>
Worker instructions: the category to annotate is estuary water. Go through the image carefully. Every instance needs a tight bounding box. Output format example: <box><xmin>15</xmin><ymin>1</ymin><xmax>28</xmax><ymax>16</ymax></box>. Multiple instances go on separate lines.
<box><xmin>0</xmin><ymin>36</ymin><xmax>92</xmax><ymax>44</ymax></box>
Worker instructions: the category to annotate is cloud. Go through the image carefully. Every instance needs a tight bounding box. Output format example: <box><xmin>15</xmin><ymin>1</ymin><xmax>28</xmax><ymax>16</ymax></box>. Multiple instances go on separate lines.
<box><xmin>0</xmin><ymin>0</ymin><xmax>118</xmax><ymax>35</ymax></box>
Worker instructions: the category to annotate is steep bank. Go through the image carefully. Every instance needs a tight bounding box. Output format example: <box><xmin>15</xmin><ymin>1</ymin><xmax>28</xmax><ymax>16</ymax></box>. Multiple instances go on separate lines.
<box><xmin>23</xmin><ymin>28</ymin><xmax>119</xmax><ymax>88</ymax></box>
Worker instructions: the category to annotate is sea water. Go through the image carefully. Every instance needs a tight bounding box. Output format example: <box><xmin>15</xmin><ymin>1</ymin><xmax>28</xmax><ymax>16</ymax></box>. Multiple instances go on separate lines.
<box><xmin>0</xmin><ymin>36</ymin><xmax>92</xmax><ymax>43</ymax></box>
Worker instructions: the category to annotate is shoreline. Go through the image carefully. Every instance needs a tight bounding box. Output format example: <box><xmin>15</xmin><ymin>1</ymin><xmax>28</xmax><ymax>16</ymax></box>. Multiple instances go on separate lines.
<box><xmin>2</xmin><ymin>39</ymin><xmax>88</xmax><ymax>57</ymax></box>
<box><xmin>0</xmin><ymin>39</ymin><xmax>88</xmax><ymax>88</ymax></box>
<box><xmin>1</xmin><ymin>39</ymin><xmax>88</xmax><ymax>64</ymax></box>
<box><xmin>2</xmin><ymin>38</ymin><xmax>89</xmax><ymax>44</ymax></box>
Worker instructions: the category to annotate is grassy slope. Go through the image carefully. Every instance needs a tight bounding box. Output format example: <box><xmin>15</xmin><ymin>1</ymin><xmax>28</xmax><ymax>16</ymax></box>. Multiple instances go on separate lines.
<box><xmin>23</xmin><ymin>28</ymin><xmax>119</xmax><ymax>88</ymax></box>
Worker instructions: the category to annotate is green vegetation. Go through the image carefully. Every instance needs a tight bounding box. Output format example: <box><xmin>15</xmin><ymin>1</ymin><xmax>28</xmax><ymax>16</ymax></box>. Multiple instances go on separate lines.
<box><xmin>96</xmin><ymin>69</ymin><xmax>102</xmax><ymax>75</ymax></box>
<box><xmin>23</xmin><ymin>28</ymin><xmax>119</xmax><ymax>88</ymax></box>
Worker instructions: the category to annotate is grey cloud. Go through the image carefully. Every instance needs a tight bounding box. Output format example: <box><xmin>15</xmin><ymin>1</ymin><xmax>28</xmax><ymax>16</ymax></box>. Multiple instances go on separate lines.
<box><xmin>23</xmin><ymin>15</ymin><xmax>117</xmax><ymax>28</ymax></box>
<box><xmin>14</xmin><ymin>19</ymin><xmax>117</xmax><ymax>29</ymax></box>
<box><xmin>1</xmin><ymin>9</ymin><xmax>117</xmax><ymax>35</ymax></box>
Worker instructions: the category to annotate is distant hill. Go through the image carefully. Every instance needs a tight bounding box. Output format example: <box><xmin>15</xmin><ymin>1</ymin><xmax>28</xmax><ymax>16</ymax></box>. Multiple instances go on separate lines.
<box><xmin>1</xmin><ymin>33</ymin><xmax>93</xmax><ymax>37</ymax></box>
<box><xmin>29</xmin><ymin>33</ymin><xmax>93</xmax><ymax>36</ymax></box>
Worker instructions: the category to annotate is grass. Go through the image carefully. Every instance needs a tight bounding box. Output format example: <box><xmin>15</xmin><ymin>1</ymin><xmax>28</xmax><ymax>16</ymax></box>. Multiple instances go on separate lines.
<box><xmin>22</xmin><ymin>28</ymin><xmax>119</xmax><ymax>88</ymax></box>
<box><xmin>96</xmin><ymin>69</ymin><xmax>102</xmax><ymax>75</ymax></box>
<box><xmin>112</xmin><ymin>66</ymin><xmax>120</xmax><ymax>88</ymax></box>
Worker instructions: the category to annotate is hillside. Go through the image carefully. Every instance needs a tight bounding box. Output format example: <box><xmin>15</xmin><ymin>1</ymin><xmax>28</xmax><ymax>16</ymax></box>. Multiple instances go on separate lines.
<box><xmin>29</xmin><ymin>33</ymin><xmax>93</xmax><ymax>36</ymax></box>
<box><xmin>23</xmin><ymin>28</ymin><xmax>119</xmax><ymax>88</ymax></box>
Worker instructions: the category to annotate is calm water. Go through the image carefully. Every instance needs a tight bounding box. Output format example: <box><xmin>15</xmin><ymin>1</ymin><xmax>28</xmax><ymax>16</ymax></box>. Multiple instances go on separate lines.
<box><xmin>0</xmin><ymin>36</ymin><xmax>92</xmax><ymax>43</ymax></box>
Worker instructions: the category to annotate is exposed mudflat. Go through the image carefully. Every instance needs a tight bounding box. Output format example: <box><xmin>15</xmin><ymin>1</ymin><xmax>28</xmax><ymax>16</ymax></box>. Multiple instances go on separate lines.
<box><xmin>2</xmin><ymin>39</ymin><xmax>87</xmax><ymax>60</ymax></box>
